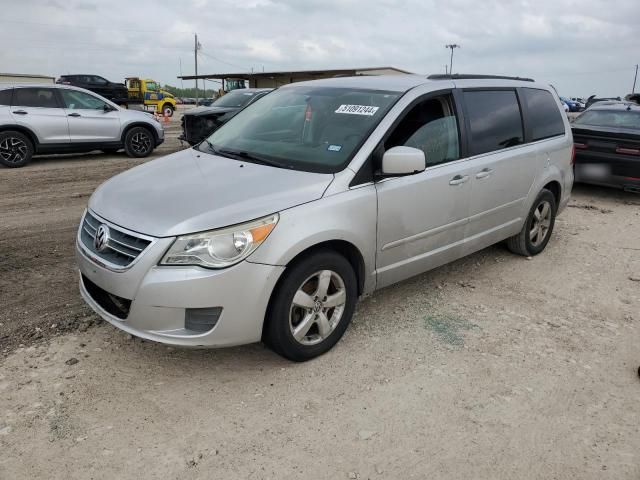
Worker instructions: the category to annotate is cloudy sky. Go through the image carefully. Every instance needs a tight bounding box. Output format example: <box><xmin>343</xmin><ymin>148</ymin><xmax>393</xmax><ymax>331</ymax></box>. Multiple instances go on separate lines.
<box><xmin>1</xmin><ymin>0</ymin><xmax>637</xmax><ymax>97</ymax></box>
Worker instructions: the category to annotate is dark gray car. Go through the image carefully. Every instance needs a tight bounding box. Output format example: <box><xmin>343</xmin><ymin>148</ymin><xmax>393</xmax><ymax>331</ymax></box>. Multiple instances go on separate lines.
<box><xmin>180</xmin><ymin>88</ymin><xmax>272</xmax><ymax>145</ymax></box>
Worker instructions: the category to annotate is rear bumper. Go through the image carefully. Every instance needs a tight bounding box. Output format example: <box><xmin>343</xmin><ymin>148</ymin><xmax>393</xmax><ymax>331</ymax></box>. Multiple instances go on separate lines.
<box><xmin>575</xmin><ymin>151</ymin><xmax>640</xmax><ymax>189</ymax></box>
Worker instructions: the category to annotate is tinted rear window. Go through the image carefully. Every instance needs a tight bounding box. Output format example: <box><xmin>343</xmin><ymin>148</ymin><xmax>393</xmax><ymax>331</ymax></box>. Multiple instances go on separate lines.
<box><xmin>464</xmin><ymin>90</ymin><xmax>524</xmax><ymax>156</ymax></box>
<box><xmin>0</xmin><ymin>88</ymin><xmax>12</xmax><ymax>106</ymax></box>
<box><xmin>213</xmin><ymin>90</ymin><xmax>260</xmax><ymax>108</ymax></box>
<box><xmin>522</xmin><ymin>88</ymin><xmax>565</xmax><ymax>141</ymax></box>
<box><xmin>13</xmin><ymin>88</ymin><xmax>58</xmax><ymax>108</ymax></box>
<box><xmin>574</xmin><ymin>110</ymin><xmax>640</xmax><ymax>129</ymax></box>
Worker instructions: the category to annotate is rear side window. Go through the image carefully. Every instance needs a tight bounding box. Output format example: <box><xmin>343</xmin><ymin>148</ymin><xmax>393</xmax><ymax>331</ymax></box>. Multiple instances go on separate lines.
<box><xmin>464</xmin><ymin>90</ymin><xmax>524</xmax><ymax>156</ymax></box>
<box><xmin>0</xmin><ymin>88</ymin><xmax>12</xmax><ymax>106</ymax></box>
<box><xmin>13</xmin><ymin>88</ymin><xmax>59</xmax><ymax>108</ymax></box>
<box><xmin>522</xmin><ymin>88</ymin><xmax>565</xmax><ymax>140</ymax></box>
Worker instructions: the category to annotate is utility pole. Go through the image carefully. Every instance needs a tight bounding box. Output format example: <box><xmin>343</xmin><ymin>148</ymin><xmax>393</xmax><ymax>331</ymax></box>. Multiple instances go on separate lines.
<box><xmin>633</xmin><ymin>64</ymin><xmax>638</xmax><ymax>94</ymax></box>
<box><xmin>445</xmin><ymin>44</ymin><xmax>460</xmax><ymax>76</ymax></box>
<box><xmin>179</xmin><ymin>58</ymin><xmax>184</xmax><ymax>90</ymax></box>
<box><xmin>194</xmin><ymin>34</ymin><xmax>201</xmax><ymax>104</ymax></box>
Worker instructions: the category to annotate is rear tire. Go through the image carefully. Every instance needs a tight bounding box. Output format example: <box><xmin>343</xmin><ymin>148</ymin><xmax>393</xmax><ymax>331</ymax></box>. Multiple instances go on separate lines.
<box><xmin>264</xmin><ymin>250</ymin><xmax>358</xmax><ymax>362</ymax></box>
<box><xmin>507</xmin><ymin>189</ymin><xmax>557</xmax><ymax>256</ymax></box>
<box><xmin>124</xmin><ymin>127</ymin><xmax>155</xmax><ymax>158</ymax></box>
<box><xmin>0</xmin><ymin>130</ymin><xmax>34</xmax><ymax>168</ymax></box>
<box><xmin>162</xmin><ymin>104</ymin><xmax>174</xmax><ymax>117</ymax></box>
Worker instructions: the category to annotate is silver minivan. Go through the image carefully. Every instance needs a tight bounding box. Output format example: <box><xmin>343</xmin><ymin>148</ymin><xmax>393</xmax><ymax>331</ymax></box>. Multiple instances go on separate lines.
<box><xmin>77</xmin><ymin>74</ymin><xmax>573</xmax><ymax>361</ymax></box>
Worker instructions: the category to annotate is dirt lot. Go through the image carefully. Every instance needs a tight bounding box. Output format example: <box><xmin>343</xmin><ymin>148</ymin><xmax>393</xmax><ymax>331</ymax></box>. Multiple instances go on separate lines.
<box><xmin>1</xmin><ymin>121</ymin><xmax>639</xmax><ymax>478</ymax></box>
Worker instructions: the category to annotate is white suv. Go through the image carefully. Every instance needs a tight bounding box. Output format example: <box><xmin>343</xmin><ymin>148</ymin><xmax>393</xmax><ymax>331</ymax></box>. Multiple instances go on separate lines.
<box><xmin>0</xmin><ymin>84</ymin><xmax>164</xmax><ymax>167</ymax></box>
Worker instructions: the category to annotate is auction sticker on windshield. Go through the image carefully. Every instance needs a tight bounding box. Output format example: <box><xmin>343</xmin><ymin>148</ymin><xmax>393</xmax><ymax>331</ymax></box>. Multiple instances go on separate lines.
<box><xmin>335</xmin><ymin>104</ymin><xmax>379</xmax><ymax>116</ymax></box>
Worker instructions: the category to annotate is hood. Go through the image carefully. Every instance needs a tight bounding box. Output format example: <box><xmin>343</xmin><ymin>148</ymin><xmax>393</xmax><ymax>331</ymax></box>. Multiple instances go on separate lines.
<box><xmin>89</xmin><ymin>148</ymin><xmax>334</xmax><ymax>237</ymax></box>
<box><xmin>185</xmin><ymin>106</ymin><xmax>238</xmax><ymax>116</ymax></box>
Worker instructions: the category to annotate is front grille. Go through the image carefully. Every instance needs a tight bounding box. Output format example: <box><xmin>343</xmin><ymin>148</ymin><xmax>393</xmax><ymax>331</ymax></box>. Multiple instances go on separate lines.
<box><xmin>183</xmin><ymin>115</ymin><xmax>218</xmax><ymax>145</ymax></box>
<box><xmin>80</xmin><ymin>211</ymin><xmax>152</xmax><ymax>268</ymax></box>
<box><xmin>82</xmin><ymin>274</ymin><xmax>131</xmax><ymax>319</ymax></box>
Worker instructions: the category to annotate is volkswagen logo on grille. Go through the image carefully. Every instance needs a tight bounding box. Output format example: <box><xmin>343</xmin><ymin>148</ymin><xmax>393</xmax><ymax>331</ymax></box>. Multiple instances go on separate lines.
<box><xmin>94</xmin><ymin>224</ymin><xmax>110</xmax><ymax>252</ymax></box>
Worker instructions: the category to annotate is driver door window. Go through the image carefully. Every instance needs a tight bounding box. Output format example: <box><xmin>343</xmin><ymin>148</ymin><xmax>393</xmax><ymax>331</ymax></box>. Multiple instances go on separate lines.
<box><xmin>385</xmin><ymin>94</ymin><xmax>460</xmax><ymax>167</ymax></box>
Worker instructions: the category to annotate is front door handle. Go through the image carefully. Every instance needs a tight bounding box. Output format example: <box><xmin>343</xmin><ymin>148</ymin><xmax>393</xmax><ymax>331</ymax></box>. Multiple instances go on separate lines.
<box><xmin>449</xmin><ymin>174</ymin><xmax>469</xmax><ymax>186</ymax></box>
<box><xmin>68</xmin><ymin>113</ymin><xmax>81</xmax><ymax>117</ymax></box>
<box><xmin>12</xmin><ymin>110</ymin><xmax>28</xmax><ymax>115</ymax></box>
<box><xmin>475</xmin><ymin>168</ymin><xmax>493</xmax><ymax>179</ymax></box>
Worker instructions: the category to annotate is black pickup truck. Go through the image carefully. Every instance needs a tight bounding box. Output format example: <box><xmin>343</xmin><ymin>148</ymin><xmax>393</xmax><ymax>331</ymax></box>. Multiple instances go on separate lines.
<box><xmin>56</xmin><ymin>75</ymin><xmax>138</xmax><ymax>106</ymax></box>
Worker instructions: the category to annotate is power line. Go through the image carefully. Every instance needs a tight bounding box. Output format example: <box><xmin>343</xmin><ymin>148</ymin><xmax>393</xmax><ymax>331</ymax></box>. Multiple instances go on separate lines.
<box><xmin>198</xmin><ymin>50</ymin><xmax>248</xmax><ymax>72</ymax></box>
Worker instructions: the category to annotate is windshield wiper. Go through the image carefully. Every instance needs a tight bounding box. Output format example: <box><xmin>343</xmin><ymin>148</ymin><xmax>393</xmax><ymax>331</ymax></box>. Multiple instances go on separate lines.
<box><xmin>199</xmin><ymin>139</ymin><xmax>227</xmax><ymax>156</ymax></box>
<box><xmin>217</xmin><ymin>148</ymin><xmax>288</xmax><ymax>169</ymax></box>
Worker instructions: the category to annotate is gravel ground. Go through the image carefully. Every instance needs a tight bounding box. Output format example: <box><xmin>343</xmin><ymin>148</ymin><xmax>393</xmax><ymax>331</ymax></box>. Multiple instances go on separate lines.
<box><xmin>1</xmin><ymin>122</ymin><xmax>639</xmax><ymax>478</ymax></box>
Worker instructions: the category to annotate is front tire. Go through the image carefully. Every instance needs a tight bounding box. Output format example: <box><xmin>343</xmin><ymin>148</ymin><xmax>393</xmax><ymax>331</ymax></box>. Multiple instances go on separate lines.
<box><xmin>0</xmin><ymin>131</ymin><xmax>34</xmax><ymax>168</ymax></box>
<box><xmin>124</xmin><ymin>127</ymin><xmax>155</xmax><ymax>158</ymax></box>
<box><xmin>507</xmin><ymin>189</ymin><xmax>557</xmax><ymax>256</ymax></box>
<box><xmin>264</xmin><ymin>250</ymin><xmax>358</xmax><ymax>362</ymax></box>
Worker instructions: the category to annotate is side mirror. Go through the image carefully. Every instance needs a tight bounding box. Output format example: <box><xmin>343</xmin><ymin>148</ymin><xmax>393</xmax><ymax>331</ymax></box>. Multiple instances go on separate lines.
<box><xmin>381</xmin><ymin>146</ymin><xmax>426</xmax><ymax>176</ymax></box>
<box><xmin>103</xmin><ymin>104</ymin><xmax>115</xmax><ymax>113</ymax></box>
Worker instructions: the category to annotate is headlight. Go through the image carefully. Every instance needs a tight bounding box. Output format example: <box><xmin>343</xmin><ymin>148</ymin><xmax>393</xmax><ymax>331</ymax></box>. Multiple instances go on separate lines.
<box><xmin>160</xmin><ymin>214</ymin><xmax>279</xmax><ymax>268</ymax></box>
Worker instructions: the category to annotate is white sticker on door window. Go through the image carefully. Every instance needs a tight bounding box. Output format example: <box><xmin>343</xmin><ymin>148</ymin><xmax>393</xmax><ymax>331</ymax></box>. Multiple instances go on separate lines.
<box><xmin>335</xmin><ymin>104</ymin><xmax>379</xmax><ymax>116</ymax></box>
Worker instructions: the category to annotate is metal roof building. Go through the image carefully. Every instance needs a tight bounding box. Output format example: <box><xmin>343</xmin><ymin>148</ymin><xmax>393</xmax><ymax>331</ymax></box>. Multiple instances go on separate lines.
<box><xmin>0</xmin><ymin>73</ymin><xmax>55</xmax><ymax>84</ymax></box>
<box><xmin>178</xmin><ymin>66</ymin><xmax>412</xmax><ymax>89</ymax></box>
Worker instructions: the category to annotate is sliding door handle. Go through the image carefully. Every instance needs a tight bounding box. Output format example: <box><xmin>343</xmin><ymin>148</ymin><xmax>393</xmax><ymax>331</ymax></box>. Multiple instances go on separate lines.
<box><xmin>449</xmin><ymin>174</ymin><xmax>469</xmax><ymax>186</ymax></box>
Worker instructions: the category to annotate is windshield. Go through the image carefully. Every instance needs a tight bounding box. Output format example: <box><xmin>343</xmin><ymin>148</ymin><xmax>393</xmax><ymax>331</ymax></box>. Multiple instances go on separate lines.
<box><xmin>574</xmin><ymin>110</ymin><xmax>640</xmax><ymax>129</ymax></box>
<box><xmin>205</xmin><ymin>86</ymin><xmax>401</xmax><ymax>173</ymax></box>
<box><xmin>212</xmin><ymin>90</ymin><xmax>261</xmax><ymax>108</ymax></box>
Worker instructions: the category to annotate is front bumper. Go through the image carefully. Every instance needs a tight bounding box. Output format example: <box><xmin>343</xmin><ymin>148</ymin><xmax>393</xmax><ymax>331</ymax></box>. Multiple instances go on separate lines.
<box><xmin>155</xmin><ymin>125</ymin><xmax>165</xmax><ymax>146</ymax></box>
<box><xmin>77</xmin><ymin>238</ymin><xmax>284</xmax><ymax>347</ymax></box>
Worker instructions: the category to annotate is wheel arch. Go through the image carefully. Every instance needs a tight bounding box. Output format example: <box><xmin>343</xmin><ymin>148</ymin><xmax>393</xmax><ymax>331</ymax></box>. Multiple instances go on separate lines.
<box><xmin>282</xmin><ymin>240</ymin><xmax>366</xmax><ymax>296</ymax></box>
<box><xmin>0</xmin><ymin>125</ymin><xmax>40</xmax><ymax>148</ymax></box>
<box><xmin>121</xmin><ymin>122</ymin><xmax>160</xmax><ymax>144</ymax></box>
<box><xmin>260</xmin><ymin>239</ymin><xmax>366</xmax><ymax>341</ymax></box>
<box><xmin>542</xmin><ymin>180</ymin><xmax>561</xmax><ymax>209</ymax></box>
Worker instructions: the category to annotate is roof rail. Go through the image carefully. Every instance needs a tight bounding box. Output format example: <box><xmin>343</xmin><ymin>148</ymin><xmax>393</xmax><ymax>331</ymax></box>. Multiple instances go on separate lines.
<box><xmin>428</xmin><ymin>74</ymin><xmax>535</xmax><ymax>82</ymax></box>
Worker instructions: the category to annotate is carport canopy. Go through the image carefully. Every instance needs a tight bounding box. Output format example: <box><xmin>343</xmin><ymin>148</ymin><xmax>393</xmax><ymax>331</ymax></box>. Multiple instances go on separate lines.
<box><xmin>178</xmin><ymin>66</ymin><xmax>412</xmax><ymax>89</ymax></box>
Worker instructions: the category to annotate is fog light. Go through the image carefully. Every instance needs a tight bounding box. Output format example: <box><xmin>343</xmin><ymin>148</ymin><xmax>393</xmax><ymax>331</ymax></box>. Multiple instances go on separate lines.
<box><xmin>185</xmin><ymin>307</ymin><xmax>222</xmax><ymax>333</ymax></box>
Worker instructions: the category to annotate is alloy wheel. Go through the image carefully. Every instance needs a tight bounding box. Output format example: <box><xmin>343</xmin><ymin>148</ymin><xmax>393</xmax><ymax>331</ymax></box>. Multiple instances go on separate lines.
<box><xmin>0</xmin><ymin>137</ymin><xmax>28</xmax><ymax>164</ymax></box>
<box><xmin>131</xmin><ymin>132</ymin><xmax>151</xmax><ymax>155</ymax></box>
<box><xmin>530</xmin><ymin>200</ymin><xmax>552</xmax><ymax>247</ymax></box>
<box><xmin>289</xmin><ymin>269</ymin><xmax>347</xmax><ymax>346</ymax></box>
